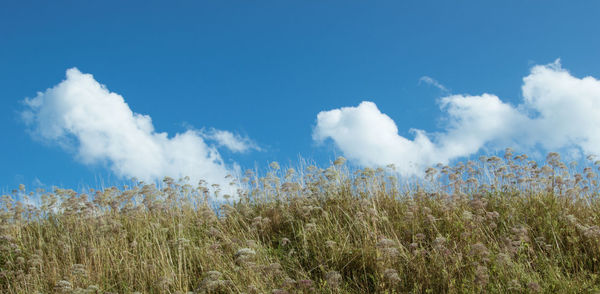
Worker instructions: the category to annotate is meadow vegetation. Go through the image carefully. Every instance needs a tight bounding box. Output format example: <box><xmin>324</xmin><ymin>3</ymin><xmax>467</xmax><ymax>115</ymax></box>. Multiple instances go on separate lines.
<box><xmin>1</xmin><ymin>149</ymin><xmax>600</xmax><ymax>293</ymax></box>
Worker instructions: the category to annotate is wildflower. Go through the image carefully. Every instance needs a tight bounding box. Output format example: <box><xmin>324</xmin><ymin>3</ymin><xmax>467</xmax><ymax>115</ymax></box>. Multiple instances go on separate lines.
<box><xmin>270</xmin><ymin>161</ymin><xmax>280</xmax><ymax>170</ymax></box>
<box><xmin>157</xmin><ymin>275</ymin><xmax>173</xmax><ymax>290</ymax></box>
<box><xmin>209</xmin><ymin>242</ymin><xmax>221</xmax><ymax>251</ymax></box>
<box><xmin>470</xmin><ymin>243</ymin><xmax>489</xmax><ymax>259</ymax></box>
<box><xmin>235</xmin><ymin>248</ymin><xmax>256</xmax><ymax>257</ymax></box>
<box><xmin>425</xmin><ymin>167</ymin><xmax>438</xmax><ymax>178</ymax></box>
<box><xmin>427</xmin><ymin>214</ymin><xmax>436</xmax><ymax>224</ymax></box>
<box><xmin>246</xmin><ymin>239</ymin><xmax>259</xmax><ymax>248</ymax></box>
<box><xmin>333</xmin><ymin>156</ymin><xmax>346</xmax><ymax>166</ymax></box>
<box><xmin>197</xmin><ymin>271</ymin><xmax>232</xmax><ymax>293</ymax></box>
<box><xmin>268</xmin><ymin>263</ymin><xmax>282</xmax><ymax>275</ymax></box>
<box><xmin>325</xmin><ymin>240</ymin><xmax>337</xmax><ymax>249</ymax></box>
<box><xmin>433</xmin><ymin>236</ymin><xmax>446</xmax><ymax>248</ymax></box>
<box><xmin>281</xmin><ymin>182</ymin><xmax>301</xmax><ymax>192</ymax></box>
<box><xmin>380</xmin><ymin>247</ymin><xmax>400</xmax><ymax>260</ymax></box>
<box><xmin>282</xmin><ymin>277</ymin><xmax>296</xmax><ymax>288</ymax></box>
<box><xmin>511</xmin><ymin>225</ymin><xmax>530</xmax><ymax>242</ymax></box>
<box><xmin>368</xmin><ymin>208</ymin><xmax>378</xmax><ymax>216</ymax></box>
<box><xmin>325</xmin><ymin>271</ymin><xmax>342</xmax><ymax>288</ymax></box>
<box><xmin>246</xmin><ymin>286</ymin><xmax>259</xmax><ymax>294</ymax></box>
<box><xmin>383</xmin><ymin>268</ymin><xmax>401</xmax><ymax>286</ymax></box>
<box><xmin>28</xmin><ymin>254</ymin><xmax>43</xmax><ymax>267</ymax></box>
<box><xmin>86</xmin><ymin>285</ymin><xmax>100</xmax><ymax>292</ymax></box>
<box><xmin>486</xmin><ymin>211</ymin><xmax>499</xmax><ymax>220</ymax></box>
<box><xmin>297</xmin><ymin>279</ymin><xmax>313</xmax><ymax>289</ymax></box>
<box><xmin>206</xmin><ymin>270</ymin><xmax>222</xmax><ymax>280</ymax></box>
<box><xmin>466</xmin><ymin>177</ymin><xmax>479</xmax><ymax>186</ymax></box>
<box><xmin>71</xmin><ymin>264</ymin><xmax>87</xmax><ymax>277</ymax></box>
<box><xmin>583</xmin><ymin>226</ymin><xmax>600</xmax><ymax>239</ymax></box>
<box><xmin>470</xmin><ymin>198</ymin><xmax>486</xmax><ymax>211</ymax></box>
<box><xmin>527</xmin><ymin>281</ymin><xmax>541</xmax><ymax>292</ymax></box>
<box><xmin>54</xmin><ymin>280</ymin><xmax>73</xmax><ymax>293</ymax></box>
<box><xmin>208</xmin><ymin>227</ymin><xmax>220</xmax><ymax>237</ymax></box>
<box><xmin>496</xmin><ymin>253</ymin><xmax>512</xmax><ymax>267</ymax></box>
<box><xmin>474</xmin><ymin>265</ymin><xmax>489</xmax><ymax>287</ymax></box>
<box><xmin>235</xmin><ymin>248</ymin><xmax>256</xmax><ymax>265</ymax></box>
<box><xmin>376</xmin><ymin>238</ymin><xmax>395</xmax><ymax>248</ymax></box>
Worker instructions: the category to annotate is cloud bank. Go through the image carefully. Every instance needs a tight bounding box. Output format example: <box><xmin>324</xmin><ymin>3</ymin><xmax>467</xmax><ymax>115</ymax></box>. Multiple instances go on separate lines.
<box><xmin>314</xmin><ymin>60</ymin><xmax>600</xmax><ymax>176</ymax></box>
<box><xmin>22</xmin><ymin>68</ymin><xmax>243</xmax><ymax>195</ymax></box>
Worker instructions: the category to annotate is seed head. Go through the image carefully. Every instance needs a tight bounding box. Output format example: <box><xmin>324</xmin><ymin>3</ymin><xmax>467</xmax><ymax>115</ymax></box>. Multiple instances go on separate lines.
<box><xmin>470</xmin><ymin>243</ymin><xmax>490</xmax><ymax>259</ymax></box>
<box><xmin>54</xmin><ymin>280</ymin><xmax>73</xmax><ymax>293</ymax></box>
<box><xmin>325</xmin><ymin>240</ymin><xmax>337</xmax><ymax>248</ymax></box>
<box><xmin>235</xmin><ymin>248</ymin><xmax>256</xmax><ymax>257</ymax></box>
<box><xmin>333</xmin><ymin>156</ymin><xmax>346</xmax><ymax>166</ymax></box>
<box><xmin>325</xmin><ymin>271</ymin><xmax>342</xmax><ymax>288</ymax></box>
<box><xmin>474</xmin><ymin>265</ymin><xmax>489</xmax><ymax>287</ymax></box>
<box><xmin>71</xmin><ymin>264</ymin><xmax>87</xmax><ymax>277</ymax></box>
<box><xmin>383</xmin><ymin>268</ymin><xmax>401</xmax><ymax>286</ymax></box>
<box><xmin>527</xmin><ymin>282</ymin><xmax>541</xmax><ymax>292</ymax></box>
<box><xmin>376</xmin><ymin>238</ymin><xmax>395</xmax><ymax>248</ymax></box>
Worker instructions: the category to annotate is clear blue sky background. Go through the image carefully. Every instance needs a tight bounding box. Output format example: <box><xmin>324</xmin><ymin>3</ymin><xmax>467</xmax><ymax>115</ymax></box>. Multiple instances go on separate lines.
<box><xmin>1</xmin><ymin>1</ymin><xmax>600</xmax><ymax>191</ymax></box>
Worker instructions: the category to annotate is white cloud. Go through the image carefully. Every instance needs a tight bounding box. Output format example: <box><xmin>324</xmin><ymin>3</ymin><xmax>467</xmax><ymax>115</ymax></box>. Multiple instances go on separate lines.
<box><xmin>314</xmin><ymin>60</ymin><xmax>600</xmax><ymax>176</ymax></box>
<box><xmin>419</xmin><ymin>76</ymin><xmax>449</xmax><ymax>93</ymax></box>
<box><xmin>202</xmin><ymin>128</ymin><xmax>261</xmax><ymax>153</ymax></box>
<box><xmin>22</xmin><ymin>68</ymin><xmax>242</xmax><ymax>196</ymax></box>
<box><xmin>313</xmin><ymin>101</ymin><xmax>437</xmax><ymax>176</ymax></box>
<box><xmin>521</xmin><ymin>60</ymin><xmax>600</xmax><ymax>153</ymax></box>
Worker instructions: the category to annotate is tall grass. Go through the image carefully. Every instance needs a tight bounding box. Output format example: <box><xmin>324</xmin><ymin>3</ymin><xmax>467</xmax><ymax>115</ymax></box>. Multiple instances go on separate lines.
<box><xmin>1</xmin><ymin>150</ymin><xmax>600</xmax><ymax>293</ymax></box>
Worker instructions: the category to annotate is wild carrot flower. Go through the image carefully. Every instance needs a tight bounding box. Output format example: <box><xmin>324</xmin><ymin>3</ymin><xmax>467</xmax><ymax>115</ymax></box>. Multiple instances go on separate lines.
<box><xmin>470</xmin><ymin>243</ymin><xmax>489</xmax><ymax>259</ymax></box>
<box><xmin>474</xmin><ymin>265</ymin><xmax>489</xmax><ymax>287</ymax></box>
<box><xmin>325</xmin><ymin>270</ymin><xmax>342</xmax><ymax>288</ymax></box>
<box><xmin>54</xmin><ymin>280</ymin><xmax>73</xmax><ymax>293</ymax></box>
<box><xmin>383</xmin><ymin>268</ymin><xmax>401</xmax><ymax>286</ymax></box>
<box><xmin>376</xmin><ymin>238</ymin><xmax>395</xmax><ymax>248</ymax></box>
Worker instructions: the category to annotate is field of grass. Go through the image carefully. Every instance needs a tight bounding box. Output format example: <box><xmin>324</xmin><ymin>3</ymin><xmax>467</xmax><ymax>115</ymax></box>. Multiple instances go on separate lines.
<box><xmin>1</xmin><ymin>150</ymin><xmax>600</xmax><ymax>293</ymax></box>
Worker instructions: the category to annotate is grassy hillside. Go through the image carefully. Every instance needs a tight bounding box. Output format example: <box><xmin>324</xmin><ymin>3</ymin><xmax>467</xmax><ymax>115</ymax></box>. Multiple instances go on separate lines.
<box><xmin>1</xmin><ymin>151</ymin><xmax>600</xmax><ymax>293</ymax></box>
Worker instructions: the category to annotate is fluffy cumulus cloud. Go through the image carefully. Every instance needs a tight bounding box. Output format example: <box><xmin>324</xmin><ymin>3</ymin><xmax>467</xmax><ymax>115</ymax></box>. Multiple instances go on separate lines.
<box><xmin>314</xmin><ymin>60</ymin><xmax>600</xmax><ymax>176</ymax></box>
<box><xmin>22</xmin><ymin>68</ymin><xmax>243</xmax><ymax>195</ymax></box>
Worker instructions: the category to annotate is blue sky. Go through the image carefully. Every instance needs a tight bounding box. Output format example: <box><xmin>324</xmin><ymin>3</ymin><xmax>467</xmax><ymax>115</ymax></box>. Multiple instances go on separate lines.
<box><xmin>2</xmin><ymin>1</ymin><xmax>600</xmax><ymax>192</ymax></box>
